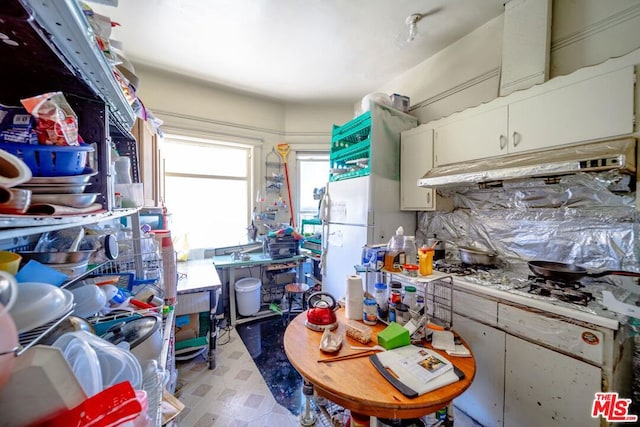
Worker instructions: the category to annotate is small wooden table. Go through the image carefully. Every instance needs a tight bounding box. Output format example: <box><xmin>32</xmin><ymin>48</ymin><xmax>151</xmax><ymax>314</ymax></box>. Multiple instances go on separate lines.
<box><xmin>284</xmin><ymin>309</ymin><xmax>475</xmax><ymax>421</ymax></box>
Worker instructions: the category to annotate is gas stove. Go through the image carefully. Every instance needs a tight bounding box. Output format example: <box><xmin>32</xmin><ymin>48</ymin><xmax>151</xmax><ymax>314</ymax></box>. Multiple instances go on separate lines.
<box><xmin>431</xmin><ymin>260</ymin><xmax>637</xmax><ymax>327</ymax></box>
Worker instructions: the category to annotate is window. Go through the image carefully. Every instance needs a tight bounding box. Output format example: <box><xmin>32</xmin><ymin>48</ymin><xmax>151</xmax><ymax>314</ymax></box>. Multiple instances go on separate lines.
<box><xmin>296</xmin><ymin>152</ymin><xmax>329</xmax><ymax>225</ymax></box>
<box><xmin>161</xmin><ymin>134</ymin><xmax>252</xmax><ymax>251</ymax></box>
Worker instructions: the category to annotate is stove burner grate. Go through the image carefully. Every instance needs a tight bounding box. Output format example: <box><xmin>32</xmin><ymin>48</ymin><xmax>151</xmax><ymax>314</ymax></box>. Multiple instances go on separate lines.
<box><xmin>527</xmin><ymin>276</ymin><xmax>594</xmax><ymax>306</ymax></box>
<box><xmin>435</xmin><ymin>261</ymin><xmax>496</xmax><ymax>276</ymax></box>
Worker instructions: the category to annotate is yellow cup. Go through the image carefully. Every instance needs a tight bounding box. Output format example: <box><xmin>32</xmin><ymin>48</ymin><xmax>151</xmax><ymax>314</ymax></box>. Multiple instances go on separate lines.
<box><xmin>418</xmin><ymin>247</ymin><xmax>434</xmax><ymax>276</ymax></box>
<box><xmin>0</xmin><ymin>252</ymin><xmax>21</xmax><ymax>275</ymax></box>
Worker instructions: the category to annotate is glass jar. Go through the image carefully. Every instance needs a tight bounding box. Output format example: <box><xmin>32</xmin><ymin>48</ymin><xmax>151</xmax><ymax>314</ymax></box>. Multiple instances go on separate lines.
<box><xmin>374</xmin><ymin>282</ymin><xmax>388</xmax><ymax>320</ymax></box>
<box><xmin>363</xmin><ymin>298</ymin><xmax>377</xmax><ymax>325</ymax></box>
<box><xmin>403</xmin><ymin>285</ymin><xmax>417</xmax><ymax>310</ymax></box>
<box><xmin>389</xmin><ymin>281</ymin><xmax>402</xmax><ymax>305</ymax></box>
<box><xmin>395</xmin><ymin>302</ymin><xmax>410</xmax><ymax>326</ymax></box>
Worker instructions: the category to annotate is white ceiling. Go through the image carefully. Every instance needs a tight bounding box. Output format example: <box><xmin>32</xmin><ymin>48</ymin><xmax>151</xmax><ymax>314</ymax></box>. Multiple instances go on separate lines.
<box><xmin>88</xmin><ymin>0</ymin><xmax>504</xmax><ymax>104</ymax></box>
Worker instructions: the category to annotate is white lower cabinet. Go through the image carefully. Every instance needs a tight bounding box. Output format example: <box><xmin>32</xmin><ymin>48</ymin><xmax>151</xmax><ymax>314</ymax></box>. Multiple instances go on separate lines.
<box><xmin>504</xmin><ymin>334</ymin><xmax>601</xmax><ymax>427</ymax></box>
<box><xmin>453</xmin><ymin>312</ymin><xmax>506</xmax><ymax>427</ymax></box>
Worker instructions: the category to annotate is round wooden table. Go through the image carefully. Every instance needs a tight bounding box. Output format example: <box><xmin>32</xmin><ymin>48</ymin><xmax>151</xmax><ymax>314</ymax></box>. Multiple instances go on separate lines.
<box><xmin>283</xmin><ymin>308</ymin><xmax>475</xmax><ymax>420</ymax></box>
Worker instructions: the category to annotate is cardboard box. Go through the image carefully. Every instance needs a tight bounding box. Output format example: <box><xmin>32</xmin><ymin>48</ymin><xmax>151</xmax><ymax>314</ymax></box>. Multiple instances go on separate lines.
<box><xmin>175</xmin><ymin>313</ymin><xmax>199</xmax><ymax>342</ymax></box>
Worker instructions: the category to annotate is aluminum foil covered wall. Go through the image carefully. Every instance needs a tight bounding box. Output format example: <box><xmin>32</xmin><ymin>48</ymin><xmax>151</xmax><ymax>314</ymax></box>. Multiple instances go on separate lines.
<box><xmin>417</xmin><ymin>172</ymin><xmax>638</xmax><ymax>274</ymax></box>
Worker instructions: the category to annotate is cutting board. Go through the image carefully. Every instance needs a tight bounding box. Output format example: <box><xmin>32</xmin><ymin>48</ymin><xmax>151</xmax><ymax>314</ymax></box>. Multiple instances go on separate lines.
<box><xmin>370</xmin><ymin>345</ymin><xmax>465</xmax><ymax>398</ymax></box>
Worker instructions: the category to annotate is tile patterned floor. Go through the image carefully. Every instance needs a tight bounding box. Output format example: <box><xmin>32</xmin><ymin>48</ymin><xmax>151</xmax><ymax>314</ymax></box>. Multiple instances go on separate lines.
<box><xmin>174</xmin><ymin>328</ymin><xmax>300</xmax><ymax>426</ymax></box>
<box><xmin>174</xmin><ymin>321</ymin><xmax>484</xmax><ymax>427</ymax></box>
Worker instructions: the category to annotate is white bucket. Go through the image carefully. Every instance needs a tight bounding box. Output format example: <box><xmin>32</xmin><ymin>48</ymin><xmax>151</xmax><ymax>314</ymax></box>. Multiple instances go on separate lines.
<box><xmin>235</xmin><ymin>278</ymin><xmax>262</xmax><ymax>316</ymax></box>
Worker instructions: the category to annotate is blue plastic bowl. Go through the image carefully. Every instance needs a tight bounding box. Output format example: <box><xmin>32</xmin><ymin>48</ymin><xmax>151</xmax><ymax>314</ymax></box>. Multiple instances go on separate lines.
<box><xmin>0</xmin><ymin>142</ymin><xmax>94</xmax><ymax>177</ymax></box>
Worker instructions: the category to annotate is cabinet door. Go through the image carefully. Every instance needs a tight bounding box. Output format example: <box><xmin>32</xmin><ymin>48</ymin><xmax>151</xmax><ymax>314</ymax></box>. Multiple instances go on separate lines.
<box><xmin>453</xmin><ymin>313</ymin><xmax>505</xmax><ymax>427</ymax></box>
<box><xmin>434</xmin><ymin>105</ymin><xmax>508</xmax><ymax>166</ymax></box>
<box><xmin>133</xmin><ymin>118</ymin><xmax>161</xmax><ymax>206</ymax></box>
<box><xmin>504</xmin><ymin>334</ymin><xmax>600</xmax><ymax>427</ymax></box>
<box><xmin>508</xmin><ymin>66</ymin><xmax>634</xmax><ymax>153</ymax></box>
<box><xmin>400</xmin><ymin>125</ymin><xmax>434</xmax><ymax>211</ymax></box>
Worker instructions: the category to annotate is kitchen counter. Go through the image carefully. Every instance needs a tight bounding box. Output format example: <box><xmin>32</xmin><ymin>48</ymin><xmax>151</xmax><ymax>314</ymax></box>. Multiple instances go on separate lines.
<box><xmin>176</xmin><ymin>259</ymin><xmax>223</xmax><ymax>369</ymax></box>
<box><xmin>389</xmin><ymin>269</ymin><xmax>634</xmax><ymax>330</ymax></box>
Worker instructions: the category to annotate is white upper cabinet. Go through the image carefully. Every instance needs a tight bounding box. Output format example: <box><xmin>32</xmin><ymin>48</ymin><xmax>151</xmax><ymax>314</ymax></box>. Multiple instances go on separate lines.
<box><xmin>401</xmin><ymin>125</ymin><xmax>436</xmax><ymax>210</ymax></box>
<box><xmin>432</xmin><ymin>59</ymin><xmax>636</xmax><ymax>167</ymax></box>
<box><xmin>434</xmin><ymin>105</ymin><xmax>508</xmax><ymax>166</ymax></box>
<box><xmin>508</xmin><ymin>66</ymin><xmax>634</xmax><ymax>153</ymax></box>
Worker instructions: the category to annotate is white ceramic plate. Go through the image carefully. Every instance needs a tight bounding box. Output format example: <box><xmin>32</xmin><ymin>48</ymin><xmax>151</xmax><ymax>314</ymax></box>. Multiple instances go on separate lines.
<box><xmin>9</xmin><ymin>282</ymin><xmax>74</xmax><ymax>333</ymax></box>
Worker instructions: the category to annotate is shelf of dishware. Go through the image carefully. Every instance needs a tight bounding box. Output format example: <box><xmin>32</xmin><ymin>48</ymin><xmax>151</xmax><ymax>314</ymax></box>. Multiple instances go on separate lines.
<box><xmin>20</xmin><ymin>0</ymin><xmax>135</xmax><ymax>130</ymax></box>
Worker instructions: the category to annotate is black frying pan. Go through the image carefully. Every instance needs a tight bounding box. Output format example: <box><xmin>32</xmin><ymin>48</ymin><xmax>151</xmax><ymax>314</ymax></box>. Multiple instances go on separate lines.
<box><xmin>528</xmin><ymin>261</ymin><xmax>640</xmax><ymax>282</ymax></box>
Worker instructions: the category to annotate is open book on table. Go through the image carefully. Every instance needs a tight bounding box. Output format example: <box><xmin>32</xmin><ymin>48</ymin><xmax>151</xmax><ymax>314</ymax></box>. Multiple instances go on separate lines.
<box><xmin>370</xmin><ymin>345</ymin><xmax>465</xmax><ymax>398</ymax></box>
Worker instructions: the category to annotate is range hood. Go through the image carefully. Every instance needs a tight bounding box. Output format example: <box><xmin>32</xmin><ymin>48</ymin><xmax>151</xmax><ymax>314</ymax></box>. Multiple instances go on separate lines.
<box><xmin>418</xmin><ymin>139</ymin><xmax>636</xmax><ymax>188</ymax></box>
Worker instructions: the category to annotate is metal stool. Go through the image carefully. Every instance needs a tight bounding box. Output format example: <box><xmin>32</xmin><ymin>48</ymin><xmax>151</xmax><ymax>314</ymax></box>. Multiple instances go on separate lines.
<box><xmin>284</xmin><ymin>282</ymin><xmax>309</xmax><ymax>322</ymax></box>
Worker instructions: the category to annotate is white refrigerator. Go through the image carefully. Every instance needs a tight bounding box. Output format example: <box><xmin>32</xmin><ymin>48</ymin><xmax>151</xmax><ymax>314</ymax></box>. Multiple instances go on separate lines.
<box><xmin>322</xmin><ymin>102</ymin><xmax>417</xmax><ymax>300</ymax></box>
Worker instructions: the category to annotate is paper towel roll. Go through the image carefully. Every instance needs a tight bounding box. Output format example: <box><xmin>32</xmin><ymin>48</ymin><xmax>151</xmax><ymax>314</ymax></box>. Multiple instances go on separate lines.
<box><xmin>345</xmin><ymin>274</ymin><xmax>364</xmax><ymax>320</ymax></box>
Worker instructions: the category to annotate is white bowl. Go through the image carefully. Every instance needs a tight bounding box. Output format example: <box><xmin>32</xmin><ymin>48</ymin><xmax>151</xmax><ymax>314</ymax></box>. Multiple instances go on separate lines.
<box><xmin>9</xmin><ymin>282</ymin><xmax>74</xmax><ymax>333</ymax></box>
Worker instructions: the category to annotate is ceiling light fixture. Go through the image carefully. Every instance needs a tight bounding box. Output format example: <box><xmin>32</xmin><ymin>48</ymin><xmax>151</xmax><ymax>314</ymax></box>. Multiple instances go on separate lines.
<box><xmin>405</xmin><ymin>13</ymin><xmax>426</xmax><ymax>42</ymax></box>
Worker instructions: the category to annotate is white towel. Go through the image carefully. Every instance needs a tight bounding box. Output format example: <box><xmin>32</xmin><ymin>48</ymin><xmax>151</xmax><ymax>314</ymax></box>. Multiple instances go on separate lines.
<box><xmin>345</xmin><ymin>274</ymin><xmax>364</xmax><ymax>319</ymax></box>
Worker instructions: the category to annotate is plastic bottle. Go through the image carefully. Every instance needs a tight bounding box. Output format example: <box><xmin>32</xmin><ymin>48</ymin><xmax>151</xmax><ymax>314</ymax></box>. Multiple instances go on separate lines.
<box><xmin>384</xmin><ymin>227</ymin><xmax>405</xmax><ymax>272</ymax></box>
<box><xmin>403</xmin><ymin>235</ymin><xmax>417</xmax><ymax>265</ymax></box>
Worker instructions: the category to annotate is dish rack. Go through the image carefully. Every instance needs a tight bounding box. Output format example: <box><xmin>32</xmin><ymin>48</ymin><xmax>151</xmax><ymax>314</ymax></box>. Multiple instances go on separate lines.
<box><xmin>417</xmin><ymin>276</ymin><xmax>454</xmax><ymax>329</ymax></box>
<box><xmin>329</xmin><ymin>111</ymin><xmax>371</xmax><ymax>181</ymax></box>
<box><xmin>92</xmin><ymin>235</ymin><xmax>163</xmax><ymax>292</ymax></box>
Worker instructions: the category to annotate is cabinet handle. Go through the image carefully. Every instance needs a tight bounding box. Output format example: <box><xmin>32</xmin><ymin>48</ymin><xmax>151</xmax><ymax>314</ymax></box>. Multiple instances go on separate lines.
<box><xmin>426</xmin><ymin>191</ymin><xmax>431</xmax><ymax>205</ymax></box>
<box><xmin>499</xmin><ymin>134</ymin><xmax>507</xmax><ymax>150</ymax></box>
<box><xmin>512</xmin><ymin>131</ymin><xmax>521</xmax><ymax>147</ymax></box>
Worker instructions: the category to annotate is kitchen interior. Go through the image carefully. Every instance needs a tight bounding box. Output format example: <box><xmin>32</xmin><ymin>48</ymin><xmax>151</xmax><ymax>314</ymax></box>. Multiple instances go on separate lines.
<box><xmin>0</xmin><ymin>0</ymin><xmax>640</xmax><ymax>426</ymax></box>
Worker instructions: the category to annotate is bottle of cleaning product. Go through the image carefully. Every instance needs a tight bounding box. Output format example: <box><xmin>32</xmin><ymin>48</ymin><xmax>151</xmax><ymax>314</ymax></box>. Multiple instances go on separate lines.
<box><xmin>384</xmin><ymin>226</ymin><xmax>405</xmax><ymax>272</ymax></box>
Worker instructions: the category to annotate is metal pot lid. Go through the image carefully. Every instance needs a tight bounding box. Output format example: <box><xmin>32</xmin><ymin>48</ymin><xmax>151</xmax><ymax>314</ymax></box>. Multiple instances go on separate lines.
<box><xmin>101</xmin><ymin>315</ymin><xmax>159</xmax><ymax>349</ymax></box>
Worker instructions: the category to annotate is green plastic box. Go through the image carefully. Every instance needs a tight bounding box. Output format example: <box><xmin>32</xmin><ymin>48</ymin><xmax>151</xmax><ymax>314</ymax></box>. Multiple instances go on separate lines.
<box><xmin>377</xmin><ymin>322</ymin><xmax>410</xmax><ymax>350</ymax></box>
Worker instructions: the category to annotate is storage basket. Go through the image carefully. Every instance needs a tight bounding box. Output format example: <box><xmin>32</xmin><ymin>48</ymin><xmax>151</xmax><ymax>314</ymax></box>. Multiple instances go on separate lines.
<box><xmin>0</xmin><ymin>142</ymin><xmax>94</xmax><ymax>176</ymax></box>
<box><xmin>268</xmin><ymin>235</ymin><xmax>300</xmax><ymax>259</ymax></box>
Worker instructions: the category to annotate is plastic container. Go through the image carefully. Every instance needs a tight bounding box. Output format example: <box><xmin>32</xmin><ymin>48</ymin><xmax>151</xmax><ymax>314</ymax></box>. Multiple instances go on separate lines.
<box><xmin>389</xmin><ymin>281</ymin><xmax>402</xmax><ymax>305</ymax></box>
<box><xmin>384</xmin><ymin>227</ymin><xmax>405</xmax><ymax>272</ymax></box>
<box><xmin>0</xmin><ymin>142</ymin><xmax>93</xmax><ymax>177</ymax></box>
<box><xmin>374</xmin><ymin>282</ymin><xmax>388</xmax><ymax>320</ymax></box>
<box><xmin>234</xmin><ymin>277</ymin><xmax>262</xmax><ymax>316</ymax></box>
<box><xmin>403</xmin><ymin>285</ymin><xmax>417</xmax><ymax>310</ymax></box>
<box><xmin>344</xmin><ymin>320</ymin><xmax>372</xmax><ymax>344</ymax></box>
<box><xmin>395</xmin><ymin>303</ymin><xmax>410</xmax><ymax>326</ymax></box>
<box><xmin>0</xmin><ymin>251</ymin><xmax>21</xmax><ymax>275</ymax></box>
<box><xmin>419</xmin><ymin>246</ymin><xmax>434</xmax><ymax>276</ymax></box>
<box><xmin>363</xmin><ymin>298</ymin><xmax>377</xmax><ymax>325</ymax></box>
<box><xmin>403</xmin><ymin>235</ymin><xmax>417</xmax><ymax>265</ymax></box>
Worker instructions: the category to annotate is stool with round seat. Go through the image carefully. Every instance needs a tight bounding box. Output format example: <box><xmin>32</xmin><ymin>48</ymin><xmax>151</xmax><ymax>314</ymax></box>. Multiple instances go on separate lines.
<box><xmin>284</xmin><ymin>282</ymin><xmax>310</xmax><ymax>322</ymax></box>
